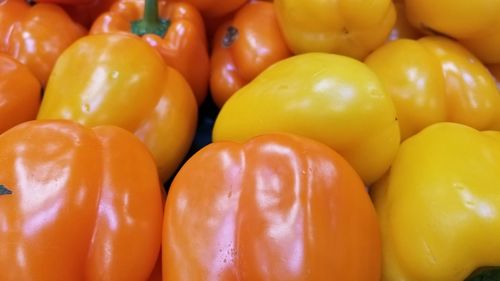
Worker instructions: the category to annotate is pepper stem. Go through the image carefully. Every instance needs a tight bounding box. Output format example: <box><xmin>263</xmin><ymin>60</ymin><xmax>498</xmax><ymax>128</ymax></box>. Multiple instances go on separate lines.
<box><xmin>131</xmin><ymin>0</ymin><xmax>170</xmax><ymax>37</ymax></box>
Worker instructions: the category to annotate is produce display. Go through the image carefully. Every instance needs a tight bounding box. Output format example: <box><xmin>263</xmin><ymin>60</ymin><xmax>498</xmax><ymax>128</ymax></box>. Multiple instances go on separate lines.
<box><xmin>1</xmin><ymin>0</ymin><xmax>500</xmax><ymax>280</ymax></box>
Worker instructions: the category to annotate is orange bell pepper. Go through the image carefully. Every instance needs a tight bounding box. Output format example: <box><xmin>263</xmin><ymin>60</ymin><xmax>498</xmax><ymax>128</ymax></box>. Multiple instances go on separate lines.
<box><xmin>63</xmin><ymin>0</ymin><xmax>117</xmax><ymax>28</ymax></box>
<box><xmin>0</xmin><ymin>53</ymin><xmax>41</xmax><ymax>135</ymax></box>
<box><xmin>164</xmin><ymin>133</ymin><xmax>381</xmax><ymax>280</ymax></box>
<box><xmin>37</xmin><ymin>33</ymin><xmax>198</xmax><ymax>183</ymax></box>
<box><xmin>182</xmin><ymin>0</ymin><xmax>247</xmax><ymax>18</ymax></box>
<box><xmin>210</xmin><ymin>0</ymin><xmax>291</xmax><ymax>107</ymax></box>
<box><xmin>90</xmin><ymin>0</ymin><xmax>209</xmax><ymax>105</ymax></box>
<box><xmin>0</xmin><ymin>119</ymin><xmax>163</xmax><ymax>281</ymax></box>
<box><xmin>35</xmin><ymin>0</ymin><xmax>94</xmax><ymax>5</ymax></box>
<box><xmin>0</xmin><ymin>0</ymin><xmax>86</xmax><ymax>86</ymax></box>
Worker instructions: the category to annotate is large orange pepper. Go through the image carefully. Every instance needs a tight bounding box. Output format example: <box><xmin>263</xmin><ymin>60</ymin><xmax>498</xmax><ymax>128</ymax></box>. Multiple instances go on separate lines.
<box><xmin>181</xmin><ymin>0</ymin><xmax>247</xmax><ymax>18</ymax></box>
<box><xmin>164</xmin><ymin>133</ymin><xmax>381</xmax><ymax>280</ymax></box>
<box><xmin>90</xmin><ymin>0</ymin><xmax>209</xmax><ymax>105</ymax></box>
<box><xmin>0</xmin><ymin>119</ymin><xmax>163</xmax><ymax>281</ymax></box>
<box><xmin>210</xmin><ymin>0</ymin><xmax>291</xmax><ymax>107</ymax></box>
<box><xmin>37</xmin><ymin>33</ymin><xmax>198</xmax><ymax>183</ymax></box>
<box><xmin>0</xmin><ymin>0</ymin><xmax>86</xmax><ymax>86</ymax></box>
<box><xmin>63</xmin><ymin>0</ymin><xmax>117</xmax><ymax>28</ymax></box>
<box><xmin>0</xmin><ymin>53</ymin><xmax>41</xmax><ymax>135</ymax></box>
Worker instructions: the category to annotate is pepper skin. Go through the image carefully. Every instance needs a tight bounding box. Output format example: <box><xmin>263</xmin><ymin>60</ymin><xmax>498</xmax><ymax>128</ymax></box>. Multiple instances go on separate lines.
<box><xmin>365</xmin><ymin>36</ymin><xmax>500</xmax><ymax>140</ymax></box>
<box><xmin>387</xmin><ymin>0</ymin><xmax>421</xmax><ymax>41</ymax></box>
<box><xmin>213</xmin><ymin>53</ymin><xmax>400</xmax><ymax>185</ymax></box>
<box><xmin>210</xmin><ymin>0</ymin><xmax>291</xmax><ymax>108</ymax></box>
<box><xmin>489</xmin><ymin>64</ymin><xmax>500</xmax><ymax>90</ymax></box>
<box><xmin>37</xmin><ymin>33</ymin><xmax>198</xmax><ymax>182</ymax></box>
<box><xmin>164</xmin><ymin>133</ymin><xmax>381</xmax><ymax>281</ymax></box>
<box><xmin>63</xmin><ymin>0</ymin><xmax>117</xmax><ymax>28</ymax></box>
<box><xmin>405</xmin><ymin>0</ymin><xmax>500</xmax><ymax>64</ymax></box>
<box><xmin>90</xmin><ymin>0</ymin><xmax>209</xmax><ymax>105</ymax></box>
<box><xmin>181</xmin><ymin>0</ymin><xmax>246</xmax><ymax>18</ymax></box>
<box><xmin>36</xmin><ymin>0</ymin><xmax>94</xmax><ymax>5</ymax></box>
<box><xmin>371</xmin><ymin>122</ymin><xmax>500</xmax><ymax>281</ymax></box>
<box><xmin>0</xmin><ymin>0</ymin><xmax>86</xmax><ymax>86</ymax></box>
<box><xmin>0</xmin><ymin>120</ymin><xmax>163</xmax><ymax>281</ymax></box>
<box><xmin>0</xmin><ymin>53</ymin><xmax>41</xmax><ymax>134</ymax></box>
<box><xmin>274</xmin><ymin>0</ymin><xmax>396</xmax><ymax>59</ymax></box>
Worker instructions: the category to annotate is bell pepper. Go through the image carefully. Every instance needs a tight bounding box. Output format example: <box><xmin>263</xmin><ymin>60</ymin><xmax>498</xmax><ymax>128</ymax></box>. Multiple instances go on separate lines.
<box><xmin>0</xmin><ymin>0</ymin><xmax>86</xmax><ymax>86</ymax></box>
<box><xmin>210</xmin><ymin>0</ymin><xmax>291</xmax><ymax>108</ymax></box>
<box><xmin>489</xmin><ymin>64</ymin><xmax>500</xmax><ymax>90</ymax></box>
<box><xmin>37</xmin><ymin>33</ymin><xmax>198</xmax><ymax>182</ymax></box>
<box><xmin>213</xmin><ymin>53</ymin><xmax>400</xmax><ymax>185</ymax></box>
<box><xmin>182</xmin><ymin>0</ymin><xmax>246</xmax><ymax>18</ymax></box>
<box><xmin>63</xmin><ymin>0</ymin><xmax>117</xmax><ymax>28</ymax></box>
<box><xmin>371</xmin><ymin>122</ymin><xmax>500</xmax><ymax>281</ymax></box>
<box><xmin>0</xmin><ymin>119</ymin><xmax>163</xmax><ymax>280</ymax></box>
<box><xmin>274</xmin><ymin>0</ymin><xmax>396</xmax><ymax>59</ymax></box>
<box><xmin>35</xmin><ymin>0</ymin><xmax>93</xmax><ymax>4</ymax></box>
<box><xmin>164</xmin><ymin>133</ymin><xmax>381</xmax><ymax>280</ymax></box>
<box><xmin>90</xmin><ymin>0</ymin><xmax>209</xmax><ymax>105</ymax></box>
<box><xmin>365</xmin><ymin>36</ymin><xmax>500</xmax><ymax>140</ymax></box>
<box><xmin>0</xmin><ymin>53</ymin><xmax>41</xmax><ymax>135</ymax></box>
<box><xmin>387</xmin><ymin>0</ymin><xmax>422</xmax><ymax>41</ymax></box>
<box><xmin>405</xmin><ymin>0</ymin><xmax>500</xmax><ymax>64</ymax></box>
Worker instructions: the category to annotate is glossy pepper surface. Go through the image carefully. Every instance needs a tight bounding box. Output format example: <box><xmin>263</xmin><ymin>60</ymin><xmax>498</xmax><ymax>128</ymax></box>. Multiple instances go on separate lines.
<box><xmin>210</xmin><ymin>0</ymin><xmax>291</xmax><ymax>107</ymax></box>
<box><xmin>37</xmin><ymin>33</ymin><xmax>198</xmax><ymax>182</ymax></box>
<box><xmin>213</xmin><ymin>53</ymin><xmax>400</xmax><ymax>185</ymax></box>
<box><xmin>90</xmin><ymin>0</ymin><xmax>209</xmax><ymax>105</ymax></box>
<box><xmin>63</xmin><ymin>0</ymin><xmax>117</xmax><ymax>28</ymax></box>
<box><xmin>405</xmin><ymin>0</ymin><xmax>500</xmax><ymax>64</ymax></box>
<box><xmin>372</xmin><ymin>122</ymin><xmax>500</xmax><ymax>281</ymax></box>
<box><xmin>181</xmin><ymin>0</ymin><xmax>246</xmax><ymax>18</ymax></box>
<box><xmin>489</xmin><ymin>64</ymin><xmax>500</xmax><ymax>90</ymax></box>
<box><xmin>387</xmin><ymin>0</ymin><xmax>421</xmax><ymax>41</ymax></box>
<box><xmin>164</xmin><ymin>133</ymin><xmax>381</xmax><ymax>280</ymax></box>
<box><xmin>0</xmin><ymin>53</ymin><xmax>41</xmax><ymax>134</ymax></box>
<box><xmin>0</xmin><ymin>0</ymin><xmax>86</xmax><ymax>85</ymax></box>
<box><xmin>274</xmin><ymin>0</ymin><xmax>396</xmax><ymax>59</ymax></box>
<box><xmin>0</xmin><ymin>120</ymin><xmax>163</xmax><ymax>281</ymax></box>
<box><xmin>365</xmin><ymin>36</ymin><xmax>500</xmax><ymax>140</ymax></box>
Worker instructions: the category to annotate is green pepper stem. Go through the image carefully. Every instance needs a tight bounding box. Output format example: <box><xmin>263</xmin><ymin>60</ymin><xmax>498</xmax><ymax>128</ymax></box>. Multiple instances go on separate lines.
<box><xmin>131</xmin><ymin>0</ymin><xmax>170</xmax><ymax>37</ymax></box>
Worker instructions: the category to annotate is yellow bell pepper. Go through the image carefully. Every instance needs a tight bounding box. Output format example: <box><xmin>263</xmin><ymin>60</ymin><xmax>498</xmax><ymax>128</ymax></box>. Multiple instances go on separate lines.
<box><xmin>365</xmin><ymin>36</ymin><xmax>500</xmax><ymax>140</ymax></box>
<box><xmin>405</xmin><ymin>0</ymin><xmax>500</xmax><ymax>64</ymax></box>
<box><xmin>372</xmin><ymin>122</ymin><xmax>500</xmax><ymax>281</ymax></box>
<box><xmin>37</xmin><ymin>33</ymin><xmax>198</xmax><ymax>182</ymax></box>
<box><xmin>213</xmin><ymin>53</ymin><xmax>400</xmax><ymax>185</ymax></box>
<box><xmin>273</xmin><ymin>0</ymin><xmax>396</xmax><ymax>60</ymax></box>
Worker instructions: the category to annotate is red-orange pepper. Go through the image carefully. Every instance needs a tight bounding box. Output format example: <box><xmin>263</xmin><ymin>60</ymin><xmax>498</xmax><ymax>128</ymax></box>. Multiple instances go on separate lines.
<box><xmin>63</xmin><ymin>0</ymin><xmax>117</xmax><ymax>28</ymax></box>
<box><xmin>0</xmin><ymin>0</ymin><xmax>86</xmax><ymax>86</ymax></box>
<box><xmin>35</xmin><ymin>0</ymin><xmax>94</xmax><ymax>5</ymax></box>
<box><xmin>182</xmin><ymin>0</ymin><xmax>247</xmax><ymax>18</ymax></box>
<box><xmin>210</xmin><ymin>0</ymin><xmax>291</xmax><ymax>107</ymax></box>
<box><xmin>0</xmin><ymin>53</ymin><xmax>41</xmax><ymax>134</ymax></box>
<box><xmin>90</xmin><ymin>0</ymin><xmax>209</xmax><ymax>105</ymax></box>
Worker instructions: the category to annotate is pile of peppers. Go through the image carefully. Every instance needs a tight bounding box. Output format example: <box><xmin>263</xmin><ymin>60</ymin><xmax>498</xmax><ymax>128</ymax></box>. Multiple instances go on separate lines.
<box><xmin>1</xmin><ymin>0</ymin><xmax>500</xmax><ymax>280</ymax></box>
